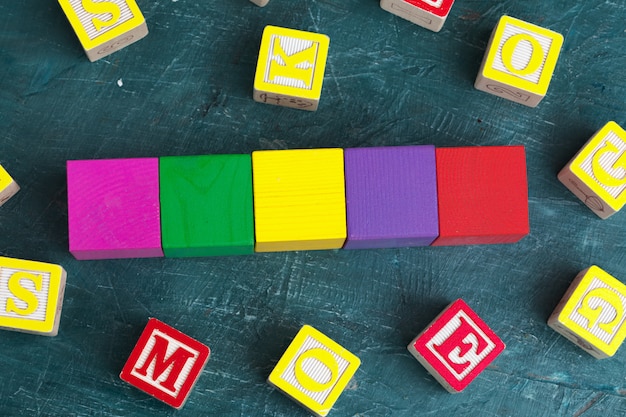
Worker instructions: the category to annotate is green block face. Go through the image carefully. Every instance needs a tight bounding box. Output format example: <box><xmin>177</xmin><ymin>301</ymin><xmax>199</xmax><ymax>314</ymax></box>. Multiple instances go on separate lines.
<box><xmin>159</xmin><ymin>154</ymin><xmax>254</xmax><ymax>257</ymax></box>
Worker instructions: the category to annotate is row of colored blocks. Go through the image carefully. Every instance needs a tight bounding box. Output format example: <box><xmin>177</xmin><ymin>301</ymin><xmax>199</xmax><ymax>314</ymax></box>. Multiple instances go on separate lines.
<box><xmin>66</xmin><ymin>145</ymin><xmax>530</xmax><ymax>260</ymax></box>
<box><xmin>3</xmin><ymin>255</ymin><xmax>625</xmax><ymax>413</ymax></box>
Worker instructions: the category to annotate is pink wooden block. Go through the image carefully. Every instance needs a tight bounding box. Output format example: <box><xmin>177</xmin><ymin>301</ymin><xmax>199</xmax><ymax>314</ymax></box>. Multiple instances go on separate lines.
<box><xmin>67</xmin><ymin>158</ymin><xmax>164</xmax><ymax>260</ymax></box>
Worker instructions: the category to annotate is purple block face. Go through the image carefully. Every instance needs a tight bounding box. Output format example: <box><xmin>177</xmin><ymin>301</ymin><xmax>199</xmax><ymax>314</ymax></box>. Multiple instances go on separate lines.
<box><xmin>343</xmin><ymin>146</ymin><xmax>439</xmax><ymax>249</ymax></box>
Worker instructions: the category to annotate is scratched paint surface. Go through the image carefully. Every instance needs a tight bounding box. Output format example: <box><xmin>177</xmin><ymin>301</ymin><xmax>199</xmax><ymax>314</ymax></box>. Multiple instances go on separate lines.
<box><xmin>1</xmin><ymin>0</ymin><xmax>626</xmax><ymax>416</ymax></box>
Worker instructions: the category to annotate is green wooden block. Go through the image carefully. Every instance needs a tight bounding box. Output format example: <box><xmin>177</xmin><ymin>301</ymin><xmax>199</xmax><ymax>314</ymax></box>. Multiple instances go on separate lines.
<box><xmin>159</xmin><ymin>154</ymin><xmax>254</xmax><ymax>257</ymax></box>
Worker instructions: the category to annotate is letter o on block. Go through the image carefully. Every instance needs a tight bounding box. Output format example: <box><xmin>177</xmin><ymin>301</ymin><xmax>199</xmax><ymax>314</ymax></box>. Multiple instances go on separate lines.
<box><xmin>268</xmin><ymin>325</ymin><xmax>361</xmax><ymax>417</ymax></box>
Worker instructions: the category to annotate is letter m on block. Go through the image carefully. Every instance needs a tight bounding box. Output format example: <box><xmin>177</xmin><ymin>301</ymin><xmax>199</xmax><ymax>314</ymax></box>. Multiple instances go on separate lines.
<box><xmin>120</xmin><ymin>318</ymin><xmax>210</xmax><ymax>409</ymax></box>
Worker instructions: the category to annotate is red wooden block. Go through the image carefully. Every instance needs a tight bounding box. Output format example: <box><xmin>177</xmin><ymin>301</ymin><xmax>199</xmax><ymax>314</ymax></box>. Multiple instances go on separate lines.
<box><xmin>407</xmin><ymin>299</ymin><xmax>505</xmax><ymax>393</ymax></box>
<box><xmin>120</xmin><ymin>318</ymin><xmax>210</xmax><ymax>409</ymax></box>
<box><xmin>430</xmin><ymin>146</ymin><xmax>529</xmax><ymax>246</ymax></box>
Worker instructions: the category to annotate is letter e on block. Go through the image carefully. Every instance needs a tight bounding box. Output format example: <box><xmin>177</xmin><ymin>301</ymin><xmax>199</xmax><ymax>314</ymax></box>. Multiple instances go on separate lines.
<box><xmin>267</xmin><ymin>325</ymin><xmax>361</xmax><ymax>417</ymax></box>
<box><xmin>558</xmin><ymin>121</ymin><xmax>626</xmax><ymax>219</ymax></box>
<box><xmin>548</xmin><ymin>266</ymin><xmax>626</xmax><ymax>358</ymax></box>
<box><xmin>254</xmin><ymin>26</ymin><xmax>330</xmax><ymax>111</ymax></box>
<box><xmin>379</xmin><ymin>0</ymin><xmax>456</xmax><ymax>32</ymax></box>
<box><xmin>58</xmin><ymin>0</ymin><xmax>148</xmax><ymax>62</ymax></box>
<box><xmin>0</xmin><ymin>257</ymin><xmax>67</xmax><ymax>336</ymax></box>
<box><xmin>120</xmin><ymin>318</ymin><xmax>210</xmax><ymax>409</ymax></box>
<box><xmin>407</xmin><ymin>299</ymin><xmax>505</xmax><ymax>393</ymax></box>
<box><xmin>0</xmin><ymin>164</ymin><xmax>19</xmax><ymax>207</ymax></box>
<box><xmin>475</xmin><ymin>15</ymin><xmax>563</xmax><ymax>107</ymax></box>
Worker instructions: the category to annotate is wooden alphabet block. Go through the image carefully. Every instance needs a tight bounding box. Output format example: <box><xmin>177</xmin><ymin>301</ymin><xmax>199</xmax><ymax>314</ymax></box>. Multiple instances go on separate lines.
<box><xmin>407</xmin><ymin>299</ymin><xmax>505</xmax><ymax>393</ymax></box>
<box><xmin>474</xmin><ymin>15</ymin><xmax>563</xmax><ymax>107</ymax></box>
<box><xmin>250</xmin><ymin>0</ymin><xmax>270</xmax><ymax>6</ymax></box>
<box><xmin>343</xmin><ymin>146</ymin><xmax>439</xmax><ymax>249</ymax></box>
<box><xmin>159</xmin><ymin>154</ymin><xmax>254</xmax><ymax>257</ymax></box>
<box><xmin>252</xmin><ymin>149</ymin><xmax>347</xmax><ymax>252</ymax></box>
<box><xmin>253</xmin><ymin>26</ymin><xmax>330</xmax><ymax>111</ymax></box>
<box><xmin>379</xmin><ymin>0</ymin><xmax>456</xmax><ymax>32</ymax></box>
<box><xmin>548</xmin><ymin>266</ymin><xmax>626</xmax><ymax>358</ymax></box>
<box><xmin>268</xmin><ymin>325</ymin><xmax>361</xmax><ymax>417</ymax></box>
<box><xmin>120</xmin><ymin>318</ymin><xmax>210</xmax><ymax>409</ymax></box>
<box><xmin>58</xmin><ymin>0</ymin><xmax>148</xmax><ymax>62</ymax></box>
<box><xmin>0</xmin><ymin>164</ymin><xmax>19</xmax><ymax>207</ymax></box>
<box><xmin>431</xmin><ymin>146</ymin><xmax>529</xmax><ymax>246</ymax></box>
<box><xmin>66</xmin><ymin>158</ymin><xmax>164</xmax><ymax>260</ymax></box>
<box><xmin>558</xmin><ymin>121</ymin><xmax>626</xmax><ymax>219</ymax></box>
<box><xmin>0</xmin><ymin>257</ymin><xmax>67</xmax><ymax>336</ymax></box>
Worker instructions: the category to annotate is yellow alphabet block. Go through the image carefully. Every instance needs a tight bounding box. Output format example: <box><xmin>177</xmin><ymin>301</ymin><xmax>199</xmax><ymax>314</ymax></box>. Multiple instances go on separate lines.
<box><xmin>253</xmin><ymin>26</ymin><xmax>330</xmax><ymax>111</ymax></box>
<box><xmin>268</xmin><ymin>325</ymin><xmax>361</xmax><ymax>417</ymax></box>
<box><xmin>558</xmin><ymin>121</ymin><xmax>626</xmax><ymax>219</ymax></box>
<box><xmin>548</xmin><ymin>266</ymin><xmax>626</xmax><ymax>358</ymax></box>
<box><xmin>252</xmin><ymin>149</ymin><xmax>347</xmax><ymax>252</ymax></box>
<box><xmin>475</xmin><ymin>15</ymin><xmax>563</xmax><ymax>107</ymax></box>
<box><xmin>0</xmin><ymin>257</ymin><xmax>67</xmax><ymax>336</ymax></box>
<box><xmin>58</xmin><ymin>0</ymin><xmax>148</xmax><ymax>62</ymax></box>
<box><xmin>0</xmin><ymin>164</ymin><xmax>19</xmax><ymax>207</ymax></box>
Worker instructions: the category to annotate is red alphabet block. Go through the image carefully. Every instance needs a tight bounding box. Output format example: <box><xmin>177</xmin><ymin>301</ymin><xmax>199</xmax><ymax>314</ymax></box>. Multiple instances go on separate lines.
<box><xmin>407</xmin><ymin>299</ymin><xmax>505</xmax><ymax>393</ymax></box>
<box><xmin>430</xmin><ymin>146</ymin><xmax>529</xmax><ymax>246</ymax></box>
<box><xmin>120</xmin><ymin>318</ymin><xmax>210</xmax><ymax>409</ymax></box>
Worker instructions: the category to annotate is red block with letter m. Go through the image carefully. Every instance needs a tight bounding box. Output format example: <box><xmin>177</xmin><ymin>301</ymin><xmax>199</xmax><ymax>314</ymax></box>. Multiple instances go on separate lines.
<box><xmin>120</xmin><ymin>318</ymin><xmax>211</xmax><ymax>408</ymax></box>
<box><xmin>407</xmin><ymin>299</ymin><xmax>505</xmax><ymax>393</ymax></box>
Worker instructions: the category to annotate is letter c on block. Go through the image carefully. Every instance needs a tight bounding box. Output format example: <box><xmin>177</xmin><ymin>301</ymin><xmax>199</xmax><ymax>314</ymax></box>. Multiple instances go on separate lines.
<box><xmin>501</xmin><ymin>33</ymin><xmax>544</xmax><ymax>77</ymax></box>
<box><xmin>294</xmin><ymin>348</ymin><xmax>339</xmax><ymax>392</ymax></box>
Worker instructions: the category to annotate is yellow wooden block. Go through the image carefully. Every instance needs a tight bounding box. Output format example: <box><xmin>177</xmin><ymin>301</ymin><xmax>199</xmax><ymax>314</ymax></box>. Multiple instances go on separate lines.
<box><xmin>252</xmin><ymin>149</ymin><xmax>347</xmax><ymax>252</ymax></box>
<box><xmin>548</xmin><ymin>266</ymin><xmax>626</xmax><ymax>358</ymax></box>
<box><xmin>475</xmin><ymin>15</ymin><xmax>563</xmax><ymax>107</ymax></box>
<box><xmin>253</xmin><ymin>26</ymin><xmax>330</xmax><ymax>111</ymax></box>
<box><xmin>0</xmin><ymin>257</ymin><xmax>67</xmax><ymax>336</ymax></box>
<box><xmin>58</xmin><ymin>0</ymin><xmax>148</xmax><ymax>62</ymax></box>
<box><xmin>268</xmin><ymin>325</ymin><xmax>361</xmax><ymax>417</ymax></box>
<box><xmin>558</xmin><ymin>121</ymin><xmax>626</xmax><ymax>219</ymax></box>
<box><xmin>0</xmin><ymin>164</ymin><xmax>19</xmax><ymax>207</ymax></box>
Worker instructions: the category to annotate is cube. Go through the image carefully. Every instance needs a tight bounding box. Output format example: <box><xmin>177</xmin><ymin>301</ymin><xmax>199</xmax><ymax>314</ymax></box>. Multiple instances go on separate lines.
<box><xmin>0</xmin><ymin>164</ymin><xmax>19</xmax><ymax>207</ymax></box>
<box><xmin>379</xmin><ymin>0</ymin><xmax>456</xmax><ymax>32</ymax></box>
<box><xmin>0</xmin><ymin>257</ymin><xmax>67</xmax><ymax>336</ymax></box>
<box><xmin>58</xmin><ymin>0</ymin><xmax>148</xmax><ymax>62</ymax></box>
<box><xmin>67</xmin><ymin>158</ymin><xmax>163</xmax><ymax>260</ymax></box>
<box><xmin>159</xmin><ymin>154</ymin><xmax>254</xmax><ymax>257</ymax></box>
<box><xmin>253</xmin><ymin>26</ymin><xmax>330</xmax><ymax>111</ymax></box>
<box><xmin>120</xmin><ymin>318</ymin><xmax>210</xmax><ymax>409</ymax></box>
<box><xmin>548</xmin><ymin>266</ymin><xmax>626</xmax><ymax>359</ymax></box>
<box><xmin>268</xmin><ymin>325</ymin><xmax>361</xmax><ymax>417</ymax></box>
<box><xmin>407</xmin><ymin>299</ymin><xmax>505</xmax><ymax>393</ymax></box>
<box><xmin>343</xmin><ymin>146</ymin><xmax>439</xmax><ymax>249</ymax></box>
<box><xmin>430</xmin><ymin>146</ymin><xmax>529</xmax><ymax>246</ymax></box>
<box><xmin>558</xmin><ymin>121</ymin><xmax>626</xmax><ymax>219</ymax></box>
<box><xmin>250</xmin><ymin>0</ymin><xmax>270</xmax><ymax>6</ymax></box>
<box><xmin>474</xmin><ymin>15</ymin><xmax>564</xmax><ymax>107</ymax></box>
<box><xmin>252</xmin><ymin>149</ymin><xmax>347</xmax><ymax>252</ymax></box>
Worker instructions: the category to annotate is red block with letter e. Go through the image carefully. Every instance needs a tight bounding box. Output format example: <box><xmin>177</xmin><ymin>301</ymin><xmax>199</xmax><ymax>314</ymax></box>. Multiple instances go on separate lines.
<box><xmin>407</xmin><ymin>299</ymin><xmax>505</xmax><ymax>393</ymax></box>
<box><xmin>120</xmin><ymin>318</ymin><xmax>210</xmax><ymax>409</ymax></box>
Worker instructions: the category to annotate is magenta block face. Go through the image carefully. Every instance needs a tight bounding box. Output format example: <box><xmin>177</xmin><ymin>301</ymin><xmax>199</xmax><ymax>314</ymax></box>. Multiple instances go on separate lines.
<box><xmin>67</xmin><ymin>158</ymin><xmax>164</xmax><ymax>260</ymax></box>
<box><xmin>343</xmin><ymin>146</ymin><xmax>439</xmax><ymax>249</ymax></box>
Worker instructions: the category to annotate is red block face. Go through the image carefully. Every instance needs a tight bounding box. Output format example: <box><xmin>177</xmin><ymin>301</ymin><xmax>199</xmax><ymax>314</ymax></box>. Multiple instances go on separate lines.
<box><xmin>403</xmin><ymin>0</ymin><xmax>455</xmax><ymax>17</ymax></box>
<box><xmin>410</xmin><ymin>299</ymin><xmax>505</xmax><ymax>392</ymax></box>
<box><xmin>120</xmin><ymin>318</ymin><xmax>210</xmax><ymax>409</ymax></box>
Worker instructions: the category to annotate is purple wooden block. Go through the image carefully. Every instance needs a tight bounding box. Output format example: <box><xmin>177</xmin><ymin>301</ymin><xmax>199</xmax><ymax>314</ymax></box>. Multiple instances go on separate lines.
<box><xmin>343</xmin><ymin>146</ymin><xmax>439</xmax><ymax>249</ymax></box>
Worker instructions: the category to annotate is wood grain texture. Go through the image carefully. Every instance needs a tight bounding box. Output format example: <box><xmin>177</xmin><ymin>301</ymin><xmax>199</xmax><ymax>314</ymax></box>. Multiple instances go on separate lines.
<box><xmin>2</xmin><ymin>0</ymin><xmax>626</xmax><ymax>416</ymax></box>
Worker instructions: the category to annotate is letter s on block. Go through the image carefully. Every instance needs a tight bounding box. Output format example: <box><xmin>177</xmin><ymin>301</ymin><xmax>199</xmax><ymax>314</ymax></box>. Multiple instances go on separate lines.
<box><xmin>294</xmin><ymin>348</ymin><xmax>339</xmax><ymax>392</ymax></box>
<box><xmin>501</xmin><ymin>33</ymin><xmax>544</xmax><ymax>77</ymax></box>
<box><xmin>591</xmin><ymin>141</ymin><xmax>626</xmax><ymax>188</ymax></box>
<box><xmin>6</xmin><ymin>271</ymin><xmax>43</xmax><ymax>316</ymax></box>
<box><xmin>81</xmin><ymin>0</ymin><xmax>122</xmax><ymax>31</ymax></box>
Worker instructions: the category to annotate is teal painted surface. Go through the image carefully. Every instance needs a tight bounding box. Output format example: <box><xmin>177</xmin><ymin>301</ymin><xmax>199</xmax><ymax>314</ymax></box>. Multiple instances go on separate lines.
<box><xmin>0</xmin><ymin>0</ymin><xmax>626</xmax><ymax>416</ymax></box>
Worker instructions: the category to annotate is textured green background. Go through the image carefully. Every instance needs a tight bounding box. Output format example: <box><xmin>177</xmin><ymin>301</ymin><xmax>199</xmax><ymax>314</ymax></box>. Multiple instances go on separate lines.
<box><xmin>1</xmin><ymin>1</ymin><xmax>626</xmax><ymax>416</ymax></box>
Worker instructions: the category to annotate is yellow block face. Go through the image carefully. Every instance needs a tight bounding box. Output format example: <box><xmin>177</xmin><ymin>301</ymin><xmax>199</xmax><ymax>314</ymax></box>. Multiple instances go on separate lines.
<box><xmin>552</xmin><ymin>266</ymin><xmax>626</xmax><ymax>358</ymax></box>
<box><xmin>58</xmin><ymin>0</ymin><xmax>146</xmax><ymax>57</ymax></box>
<box><xmin>0</xmin><ymin>257</ymin><xmax>67</xmax><ymax>336</ymax></box>
<box><xmin>268</xmin><ymin>325</ymin><xmax>361</xmax><ymax>417</ymax></box>
<box><xmin>253</xmin><ymin>26</ymin><xmax>330</xmax><ymax>111</ymax></box>
<box><xmin>0</xmin><ymin>164</ymin><xmax>19</xmax><ymax>206</ymax></box>
<box><xmin>480</xmin><ymin>16</ymin><xmax>563</xmax><ymax>98</ymax></box>
<box><xmin>252</xmin><ymin>149</ymin><xmax>347</xmax><ymax>252</ymax></box>
<box><xmin>569</xmin><ymin>121</ymin><xmax>626</xmax><ymax>212</ymax></box>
